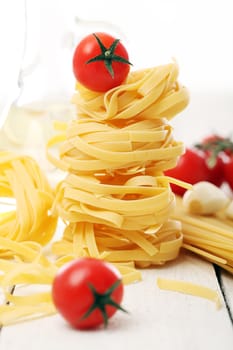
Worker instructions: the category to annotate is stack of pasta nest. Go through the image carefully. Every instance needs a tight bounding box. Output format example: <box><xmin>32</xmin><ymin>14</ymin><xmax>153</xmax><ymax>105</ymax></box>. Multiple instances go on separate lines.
<box><xmin>0</xmin><ymin>62</ymin><xmax>189</xmax><ymax>325</ymax></box>
<box><xmin>52</xmin><ymin>62</ymin><xmax>189</xmax><ymax>278</ymax></box>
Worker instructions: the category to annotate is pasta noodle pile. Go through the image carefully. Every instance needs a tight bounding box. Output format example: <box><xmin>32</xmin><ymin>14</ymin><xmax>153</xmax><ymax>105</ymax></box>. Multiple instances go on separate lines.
<box><xmin>0</xmin><ymin>240</ymin><xmax>58</xmax><ymax>325</ymax></box>
<box><xmin>0</xmin><ymin>152</ymin><xmax>59</xmax><ymax>324</ymax></box>
<box><xmin>52</xmin><ymin>62</ymin><xmax>190</xmax><ymax>268</ymax></box>
<box><xmin>0</xmin><ymin>62</ymin><xmax>190</xmax><ymax>325</ymax></box>
<box><xmin>1</xmin><ymin>61</ymin><xmax>232</xmax><ymax>325</ymax></box>
<box><xmin>0</xmin><ymin>152</ymin><xmax>58</xmax><ymax>251</ymax></box>
<box><xmin>173</xmin><ymin>196</ymin><xmax>233</xmax><ymax>274</ymax></box>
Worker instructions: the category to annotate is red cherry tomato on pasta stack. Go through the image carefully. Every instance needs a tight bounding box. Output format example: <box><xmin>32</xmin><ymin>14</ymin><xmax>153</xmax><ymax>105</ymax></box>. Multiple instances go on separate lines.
<box><xmin>52</xmin><ymin>257</ymin><xmax>126</xmax><ymax>329</ymax></box>
<box><xmin>73</xmin><ymin>32</ymin><xmax>132</xmax><ymax>92</ymax></box>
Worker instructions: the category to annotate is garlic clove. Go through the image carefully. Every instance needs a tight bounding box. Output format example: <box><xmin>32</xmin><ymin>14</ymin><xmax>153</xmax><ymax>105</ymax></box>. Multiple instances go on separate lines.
<box><xmin>183</xmin><ymin>181</ymin><xmax>230</xmax><ymax>215</ymax></box>
<box><xmin>225</xmin><ymin>200</ymin><xmax>233</xmax><ymax>220</ymax></box>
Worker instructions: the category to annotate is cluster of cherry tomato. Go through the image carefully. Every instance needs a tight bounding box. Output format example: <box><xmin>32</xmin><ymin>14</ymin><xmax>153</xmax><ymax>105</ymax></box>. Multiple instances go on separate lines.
<box><xmin>165</xmin><ymin>134</ymin><xmax>233</xmax><ymax>196</ymax></box>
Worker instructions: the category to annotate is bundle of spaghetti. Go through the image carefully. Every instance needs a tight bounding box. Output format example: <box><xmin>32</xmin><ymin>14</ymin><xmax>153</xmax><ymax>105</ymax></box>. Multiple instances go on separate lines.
<box><xmin>0</xmin><ymin>151</ymin><xmax>58</xmax><ymax>254</ymax></box>
<box><xmin>53</xmin><ymin>62</ymin><xmax>189</xmax><ymax>268</ymax></box>
<box><xmin>173</xmin><ymin>196</ymin><xmax>233</xmax><ymax>274</ymax></box>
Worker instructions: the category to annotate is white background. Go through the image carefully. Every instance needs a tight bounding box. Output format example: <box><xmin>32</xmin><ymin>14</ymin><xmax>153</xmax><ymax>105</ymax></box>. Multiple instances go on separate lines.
<box><xmin>0</xmin><ymin>3</ymin><xmax>233</xmax><ymax>349</ymax></box>
<box><xmin>0</xmin><ymin>0</ymin><xmax>232</xmax><ymax>144</ymax></box>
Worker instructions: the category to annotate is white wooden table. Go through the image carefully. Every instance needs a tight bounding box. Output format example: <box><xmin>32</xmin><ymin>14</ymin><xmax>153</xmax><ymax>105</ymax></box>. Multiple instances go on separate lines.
<box><xmin>0</xmin><ymin>246</ymin><xmax>232</xmax><ymax>350</ymax></box>
<box><xmin>0</xmin><ymin>91</ymin><xmax>233</xmax><ymax>349</ymax></box>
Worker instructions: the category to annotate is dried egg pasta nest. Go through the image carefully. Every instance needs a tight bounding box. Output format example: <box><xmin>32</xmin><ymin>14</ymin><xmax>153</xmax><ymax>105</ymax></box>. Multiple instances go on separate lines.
<box><xmin>0</xmin><ymin>152</ymin><xmax>58</xmax><ymax>250</ymax></box>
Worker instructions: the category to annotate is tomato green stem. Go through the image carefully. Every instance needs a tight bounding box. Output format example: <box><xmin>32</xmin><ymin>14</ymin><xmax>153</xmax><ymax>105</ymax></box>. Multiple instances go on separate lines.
<box><xmin>81</xmin><ymin>279</ymin><xmax>127</xmax><ymax>328</ymax></box>
<box><xmin>86</xmin><ymin>33</ymin><xmax>132</xmax><ymax>78</ymax></box>
<box><xmin>195</xmin><ymin>137</ymin><xmax>233</xmax><ymax>168</ymax></box>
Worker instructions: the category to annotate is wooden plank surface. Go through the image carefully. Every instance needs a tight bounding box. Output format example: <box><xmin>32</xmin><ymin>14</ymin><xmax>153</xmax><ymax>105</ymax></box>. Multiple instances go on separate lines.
<box><xmin>0</xmin><ymin>251</ymin><xmax>232</xmax><ymax>350</ymax></box>
<box><xmin>221</xmin><ymin>270</ymin><xmax>233</xmax><ymax>323</ymax></box>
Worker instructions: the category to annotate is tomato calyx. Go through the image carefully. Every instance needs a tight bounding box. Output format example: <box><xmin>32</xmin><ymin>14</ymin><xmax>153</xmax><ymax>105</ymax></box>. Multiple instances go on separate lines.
<box><xmin>86</xmin><ymin>33</ymin><xmax>132</xmax><ymax>78</ymax></box>
<box><xmin>195</xmin><ymin>137</ymin><xmax>233</xmax><ymax>168</ymax></box>
<box><xmin>82</xmin><ymin>279</ymin><xmax>127</xmax><ymax>328</ymax></box>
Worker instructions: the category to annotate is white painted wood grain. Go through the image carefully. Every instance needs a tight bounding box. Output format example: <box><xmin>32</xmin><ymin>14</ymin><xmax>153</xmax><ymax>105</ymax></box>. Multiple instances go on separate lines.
<box><xmin>221</xmin><ymin>270</ymin><xmax>233</xmax><ymax>318</ymax></box>
<box><xmin>0</xmin><ymin>251</ymin><xmax>232</xmax><ymax>350</ymax></box>
<box><xmin>0</xmin><ymin>291</ymin><xmax>5</xmax><ymax>309</ymax></box>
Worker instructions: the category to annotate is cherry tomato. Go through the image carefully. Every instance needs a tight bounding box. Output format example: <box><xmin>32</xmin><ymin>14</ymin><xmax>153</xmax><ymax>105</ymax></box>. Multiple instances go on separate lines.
<box><xmin>199</xmin><ymin>134</ymin><xmax>233</xmax><ymax>156</ymax></box>
<box><xmin>73</xmin><ymin>32</ymin><xmax>131</xmax><ymax>92</ymax></box>
<box><xmin>201</xmin><ymin>134</ymin><xmax>224</xmax><ymax>145</ymax></box>
<box><xmin>52</xmin><ymin>257</ymin><xmax>125</xmax><ymax>329</ymax></box>
<box><xmin>165</xmin><ymin>148</ymin><xmax>210</xmax><ymax>196</ymax></box>
<box><xmin>223</xmin><ymin>155</ymin><xmax>233</xmax><ymax>191</ymax></box>
<box><xmin>202</xmin><ymin>151</ymin><xmax>224</xmax><ymax>187</ymax></box>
